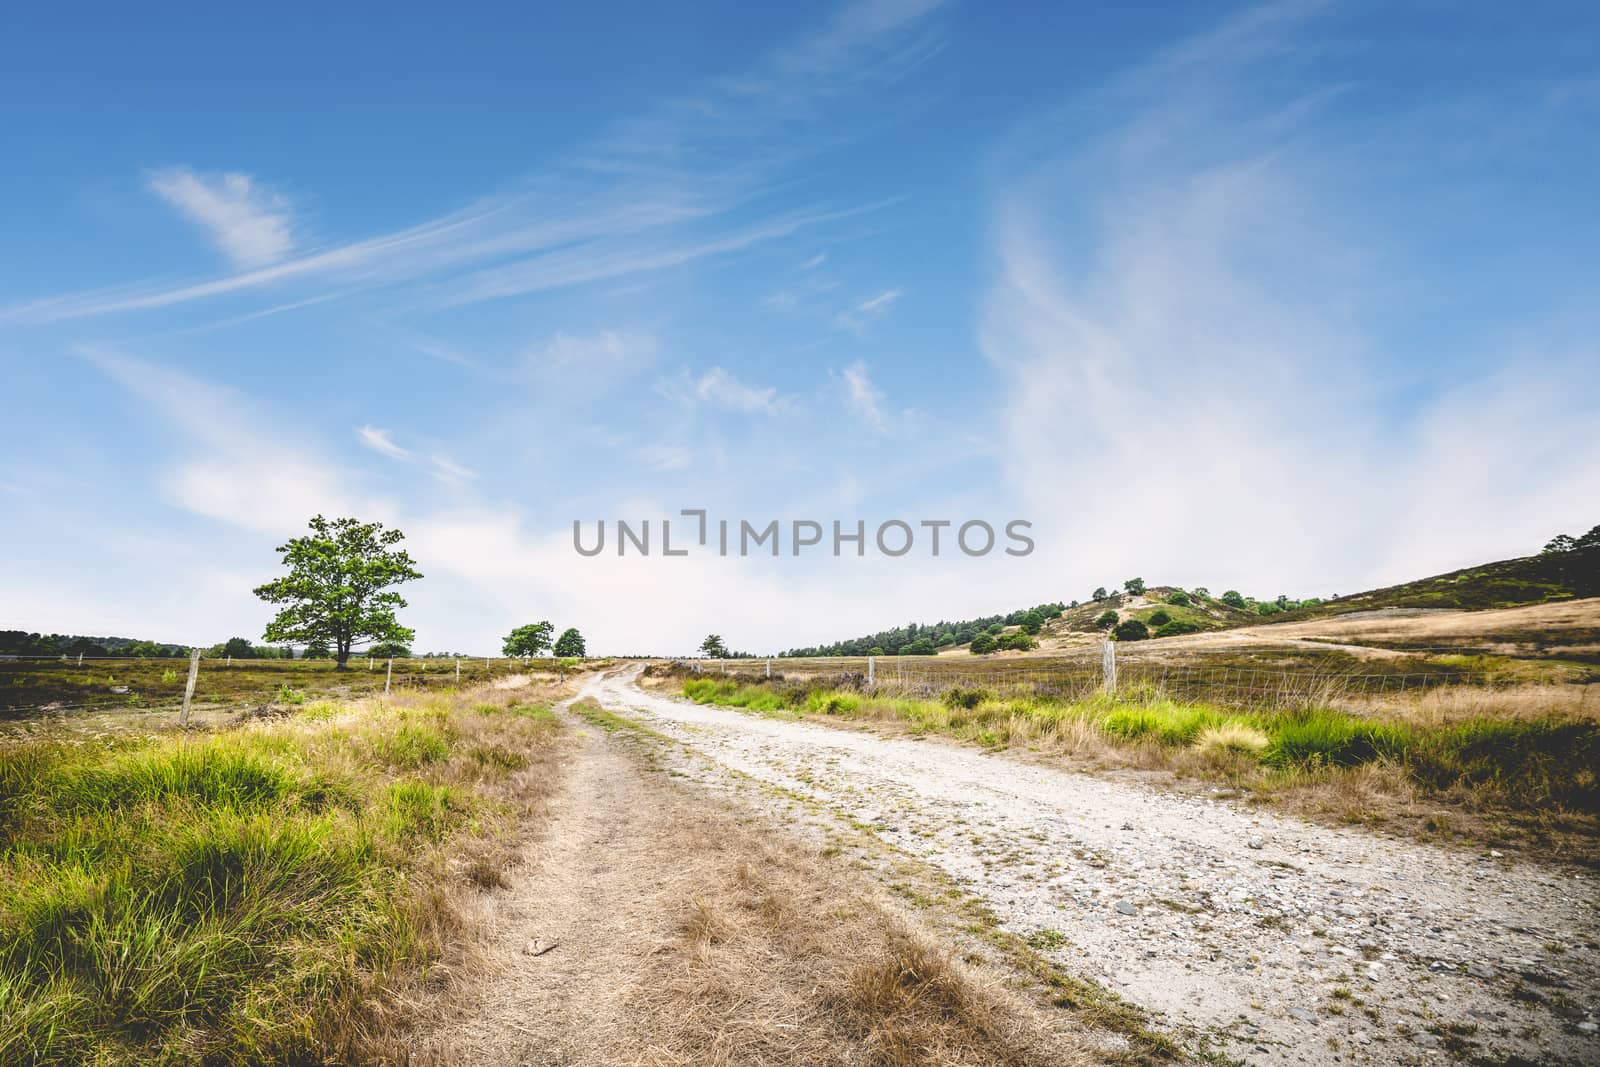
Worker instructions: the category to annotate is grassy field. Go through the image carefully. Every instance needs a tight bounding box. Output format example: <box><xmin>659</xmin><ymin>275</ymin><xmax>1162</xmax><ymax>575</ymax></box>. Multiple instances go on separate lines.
<box><xmin>0</xmin><ymin>680</ymin><xmax>567</xmax><ymax>1064</ymax></box>
<box><xmin>0</xmin><ymin>656</ymin><xmax>603</xmax><ymax>718</ymax></box>
<box><xmin>669</xmin><ymin>668</ymin><xmax>1600</xmax><ymax>860</ymax></box>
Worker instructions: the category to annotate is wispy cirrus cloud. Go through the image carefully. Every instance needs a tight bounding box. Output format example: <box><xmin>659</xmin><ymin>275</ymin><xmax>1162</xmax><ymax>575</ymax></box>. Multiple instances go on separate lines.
<box><xmin>4</xmin><ymin>0</ymin><xmax>948</xmax><ymax>329</ymax></box>
<box><xmin>357</xmin><ymin>425</ymin><xmax>411</xmax><ymax>460</ymax></box>
<box><xmin>693</xmin><ymin>367</ymin><xmax>787</xmax><ymax>414</ymax></box>
<box><xmin>838</xmin><ymin>360</ymin><xmax>887</xmax><ymax>431</ymax></box>
<box><xmin>147</xmin><ymin>169</ymin><xmax>295</xmax><ymax>268</ymax></box>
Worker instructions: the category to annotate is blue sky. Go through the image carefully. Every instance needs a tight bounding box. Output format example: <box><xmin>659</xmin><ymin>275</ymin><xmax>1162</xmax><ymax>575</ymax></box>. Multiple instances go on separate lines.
<box><xmin>2</xmin><ymin>0</ymin><xmax>1597</xmax><ymax>655</ymax></box>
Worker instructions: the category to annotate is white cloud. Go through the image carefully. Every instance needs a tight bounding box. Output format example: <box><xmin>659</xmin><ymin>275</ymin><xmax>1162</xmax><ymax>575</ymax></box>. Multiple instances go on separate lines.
<box><xmin>357</xmin><ymin>425</ymin><xmax>411</xmax><ymax>460</ymax></box>
<box><xmin>529</xmin><ymin>330</ymin><xmax>657</xmax><ymax>399</ymax></box>
<box><xmin>835</xmin><ymin>287</ymin><xmax>903</xmax><ymax>332</ymax></box>
<box><xmin>9</xmin><ymin>2</ymin><xmax>945</xmax><ymax>327</ymax></box>
<box><xmin>979</xmin><ymin>0</ymin><xmax>1600</xmax><ymax>599</ymax></box>
<box><xmin>838</xmin><ymin>360</ymin><xmax>887</xmax><ymax>431</ymax></box>
<box><xmin>147</xmin><ymin>168</ymin><xmax>295</xmax><ymax>268</ymax></box>
<box><xmin>83</xmin><ymin>349</ymin><xmax>374</xmax><ymax>535</ymax></box>
<box><xmin>429</xmin><ymin>456</ymin><xmax>479</xmax><ymax>486</ymax></box>
<box><xmin>802</xmin><ymin>253</ymin><xmax>828</xmax><ymax>269</ymax></box>
<box><xmin>693</xmin><ymin>367</ymin><xmax>785</xmax><ymax>414</ymax></box>
<box><xmin>857</xmin><ymin>288</ymin><xmax>902</xmax><ymax>313</ymax></box>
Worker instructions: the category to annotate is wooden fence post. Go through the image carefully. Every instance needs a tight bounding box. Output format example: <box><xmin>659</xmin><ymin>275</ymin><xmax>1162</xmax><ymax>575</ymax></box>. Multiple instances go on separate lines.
<box><xmin>867</xmin><ymin>656</ymin><xmax>875</xmax><ymax>686</ymax></box>
<box><xmin>179</xmin><ymin>648</ymin><xmax>201</xmax><ymax>726</ymax></box>
<box><xmin>455</xmin><ymin>658</ymin><xmax>461</xmax><ymax>683</ymax></box>
<box><xmin>385</xmin><ymin>659</ymin><xmax>393</xmax><ymax>695</ymax></box>
<box><xmin>1102</xmin><ymin>641</ymin><xmax>1117</xmax><ymax>695</ymax></box>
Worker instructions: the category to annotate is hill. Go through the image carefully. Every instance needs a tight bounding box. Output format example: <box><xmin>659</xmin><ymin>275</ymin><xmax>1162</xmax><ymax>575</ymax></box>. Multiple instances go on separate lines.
<box><xmin>1263</xmin><ymin>546</ymin><xmax>1599</xmax><ymax>624</ymax></box>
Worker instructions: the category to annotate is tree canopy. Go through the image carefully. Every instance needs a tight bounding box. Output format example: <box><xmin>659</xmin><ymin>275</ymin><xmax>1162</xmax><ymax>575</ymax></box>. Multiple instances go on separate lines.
<box><xmin>699</xmin><ymin>634</ymin><xmax>729</xmax><ymax>658</ymax></box>
<box><xmin>254</xmin><ymin>515</ymin><xmax>422</xmax><ymax>670</ymax></box>
<box><xmin>553</xmin><ymin>628</ymin><xmax>587</xmax><ymax>657</ymax></box>
<box><xmin>503</xmin><ymin>621</ymin><xmax>555</xmax><ymax>658</ymax></box>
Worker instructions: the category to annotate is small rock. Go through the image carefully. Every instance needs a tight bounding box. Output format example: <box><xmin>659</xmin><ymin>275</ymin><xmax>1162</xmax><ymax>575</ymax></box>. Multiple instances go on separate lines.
<box><xmin>1121</xmin><ymin>821</ymin><xmax>1135</xmax><ymax>830</ymax></box>
<box><xmin>1247</xmin><ymin>837</ymin><xmax>1265</xmax><ymax>849</ymax></box>
<box><xmin>1287</xmin><ymin>1007</ymin><xmax>1318</xmax><ymax>1024</ymax></box>
<box><xmin>1575</xmin><ymin>1020</ymin><xmax>1597</xmax><ymax>1034</ymax></box>
<box><xmin>1466</xmin><ymin>963</ymin><xmax>1496</xmax><ymax>980</ymax></box>
<box><xmin>1116</xmin><ymin>901</ymin><xmax>1138</xmax><ymax>916</ymax></box>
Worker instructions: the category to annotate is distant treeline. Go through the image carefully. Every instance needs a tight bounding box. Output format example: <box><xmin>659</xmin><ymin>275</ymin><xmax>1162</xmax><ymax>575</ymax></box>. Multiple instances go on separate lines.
<box><xmin>782</xmin><ymin>603</ymin><xmax>1066</xmax><ymax>657</ymax></box>
<box><xmin>0</xmin><ymin>631</ymin><xmax>191</xmax><ymax>658</ymax></box>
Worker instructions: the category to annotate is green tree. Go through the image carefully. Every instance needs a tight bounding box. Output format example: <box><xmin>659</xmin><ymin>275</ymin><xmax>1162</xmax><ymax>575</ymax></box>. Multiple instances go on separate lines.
<box><xmin>1092</xmin><ymin>586</ymin><xmax>1108</xmax><ymax>601</ymax></box>
<box><xmin>1093</xmin><ymin>609</ymin><xmax>1119</xmax><ymax>630</ymax></box>
<box><xmin>969</xmin><ymin>633</ymin><xmax>996</xmax><ymax>655</ymax></box>
<box><xmin>1112</xmin><ymin>619</ymin><xmax>1149</xmax><ymax>641</ymax></box>
<box><xmin>1124</xmin><ymin>577</ymin><xmax>1146</xmax><ymax>595</ymax></box>
<box><xmin>1166</xmin><ymin>591</ymin><xmax>1191</xmax><ymax>607</ymax></box>
<box><xmin>553</xmin><ymin>627</ymin><xmax>586</xmax><ymax>657</ymax></box>
<box><xmin>1147</xmin><ymin>609</ymin><xmax>1172</xmax><ymax>627</ymax></box>
<box><xmin>503</xmin><ymin>621</ymin><xmax>555</xmax><ymax>658</ymax></box>
<box><xmin>700</xmin><ymin>634</ymin><xmax>729</xmax><ymax>658</ymax></box>
<box><xmin>303</xmin><ymin>641</ymin><xmax>333</xmax><ymax>660</ymax></box>
<box><xmin>903</xmin><ymin>637</ymin><xmax>937</xmax><ymax>655</ymax></box>
<box><xmin>254</xmin><ymin>516</ymin><xmax>422</xmax><ymax>670</ymax></box>
<box><xmin>1020</xmin><ymin>610</ymin><xmax>1044</xmax><ymax>635</ymax></box>
<box><xmin>1220</xmin><ymin>590</ymin><xmax>1247</xmax><ymax>609</ymax></box>
<box><xmin>369</xmin><ymin>640</ymin><xmax>411</xmax><ymax>658</ymax></box>
<box><xmin>1543</xmin><ymin>534</ymin><xmax>1578</xmax><ymax>554</ymax></box>
<box><xmin>221</xmin><ymin>637</ymin><xmax>255</xmax><ymax>659</ymax></box>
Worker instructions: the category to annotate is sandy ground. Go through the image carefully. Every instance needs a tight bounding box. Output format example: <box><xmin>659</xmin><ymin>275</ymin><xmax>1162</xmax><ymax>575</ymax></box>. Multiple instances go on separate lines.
<box><xmin>412</xmin><ymin>695</ymin><xmax>682</xmax><ymax>1065</ymax></box>
<box><xmin>582</xmin><ymin>668</ymin><xmax>1600</xmax><ymax>1066</ymax></box>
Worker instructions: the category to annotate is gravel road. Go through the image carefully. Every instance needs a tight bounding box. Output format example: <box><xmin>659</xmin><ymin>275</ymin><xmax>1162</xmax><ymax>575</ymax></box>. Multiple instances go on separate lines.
<box><xmin>581</xmin><ymin>669</ymin><xmax>1600</xmax><ymax>1066</ymax></box>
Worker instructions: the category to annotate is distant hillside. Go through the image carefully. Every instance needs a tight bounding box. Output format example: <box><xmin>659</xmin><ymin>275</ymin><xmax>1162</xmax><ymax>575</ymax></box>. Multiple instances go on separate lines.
<box><xmin>1263</xmin><ymin>546</ymin><xmax>1600</xmax><ymax>625</ymax></box>
<box><xmin>774</xmin><ymin>540</ymin><xmax>1598</xmax><ymax>656</ymax></box>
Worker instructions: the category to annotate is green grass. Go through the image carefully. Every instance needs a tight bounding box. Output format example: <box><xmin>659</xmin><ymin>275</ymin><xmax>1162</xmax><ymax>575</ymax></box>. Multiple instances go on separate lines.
<box><xmin>680</xmin><ymin>678</ymin><xmax>1600</xmax><ymax>815</ymax></box>
<box><xmin>0</xmin><ymin>691</ymin><xmax>557</xmax><ymax>1064</ymax></box>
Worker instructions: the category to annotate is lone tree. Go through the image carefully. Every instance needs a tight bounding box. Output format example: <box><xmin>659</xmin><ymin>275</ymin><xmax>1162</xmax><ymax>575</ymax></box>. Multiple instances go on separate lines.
<box><xmin>553</xmin><ymin>627</ymin><xmax>586</xmax><ymax>657</ymax></box>
<box><xmin>254</xmin><ymin>515</ymin><xmax>422</xmax><ymax>670</ymax></box>
<box><xmin>1124</xmin><ymin>577</ymin><xmax>1146</xmax><ymax>595</ymax></box>
<box><xmin>504</xmin><ymin>621</ymin><xmax>555</xmax><ymax>658</ymax></box>
<box><xmin>700</xmin><ymin>634</ymin><xmax>729</xmax><ymax>658</ymax></box>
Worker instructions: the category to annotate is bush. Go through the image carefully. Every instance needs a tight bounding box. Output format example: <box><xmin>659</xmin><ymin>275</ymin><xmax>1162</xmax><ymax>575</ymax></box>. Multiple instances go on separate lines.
<box><xmin>942</xmin><ymin>687</ymin><xmax>991</xmax><ymax>710</ymax></box>
<box><xmin>968</xmin><ymin>633</ymin><xmax>996</xmax><ymax>655</ymax></box>
<box><xmin>1147</xmin><ymin>609</ymin><xmax>1171</xmax><ymax>628</ymax></box>
<box><xmin>1112</xmin><ymin>619</ymin><xmax>1149</xmax><ymax>642</ymax></box>
<box><xmin>1263</xmin><ymin>711</ymin><xmax>1409</xmax><ymax>767</ymax></box>
<box><xmin>1220</xmin><ymin>590</ymin><xmax>1246</xmax><ymax>609</ymax></box>
<box><xmin>1093</xmin><ymin>609</ymin><xmax>1119</xmax><ymax>630</ymax></box>
<box><xmin>1166</xmin><ymin>591</ymin><xmax>1191</xmax><ymax>607</ymax></box>
<box><xmin>1155</xmin><ymin>620</ymin><xmax>1203</xmax><ymax>638</ymax></box>
<box><xmin>995</xmin><ymin>632</ymin><xmax>1036</xmax><ymax>651</ymax></box>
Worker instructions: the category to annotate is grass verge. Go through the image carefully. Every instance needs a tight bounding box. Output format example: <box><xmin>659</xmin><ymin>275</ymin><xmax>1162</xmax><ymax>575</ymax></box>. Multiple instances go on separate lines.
<box><xmin>0</xmin><ymin>686</ymin><xmax>563</xmax><ymax>1064</ymax></box>
<box><xmin>677</xmin><ymin>674</ymin><xmax>1600</xmax><ymax>859</ymax></box>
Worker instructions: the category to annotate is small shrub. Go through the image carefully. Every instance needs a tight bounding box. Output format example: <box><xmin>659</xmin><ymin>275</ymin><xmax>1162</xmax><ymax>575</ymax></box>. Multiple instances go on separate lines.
<box><xmin>1264</xmin><ymin>711</ymin><xmax>1409</xmax><ymax>767</ymax></box>
<box><xmin>942</xmin><ymin>687</ymin><xmax>991</xmax><ymax>711</ymax></box>
<box><xmin>1093</xmin><ymin>610</ymin><xmax>1119</xmax><ymax>630</ymax></box>
<box><xmin>1194</xmin><ymin>721</ymin><xmax>1269</xmax><ymax>757</ymax></box>
<box><xmin>1155</xmin><ymin>620</ymin><xmax>1203</xmax><ymax>638</ymax></box>
<box><xmin>969</xmin><ymin>633</ymin><xmax>996</xmax><ymax>655</ymax></box>
<box><xmin>1147</xmin><ymin>609</ymin><xmax>1172</xmax><ymax>628</ymax></box>
<box><xmin>1111</xmin><ymin>619</ymin><xmax>1149</xmax><ymax>642</ymax></box>
<box><xmin>1166</xmin><ymin>591</ymin><xmax>1192</xmax><ymax>607</ymax></box>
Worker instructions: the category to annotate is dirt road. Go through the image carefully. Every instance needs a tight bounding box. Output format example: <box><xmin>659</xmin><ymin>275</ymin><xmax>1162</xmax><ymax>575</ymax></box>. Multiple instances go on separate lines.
<box><xmin>581</xmin><ymin>668</ymin><xmax>1600</xmax><ymax>1066</ymax></box>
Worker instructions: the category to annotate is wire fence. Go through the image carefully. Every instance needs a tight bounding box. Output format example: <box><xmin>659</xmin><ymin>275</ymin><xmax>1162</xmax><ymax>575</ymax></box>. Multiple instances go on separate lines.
<box><xmin>0</xmin><ymin>655</ymin><xmax>574</xmax><ymax>720</ymax></box>
<box><xmin>680</xmin><ymin>646</ymin><xmax>1580</xmax><ymax>712</ymax></box>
